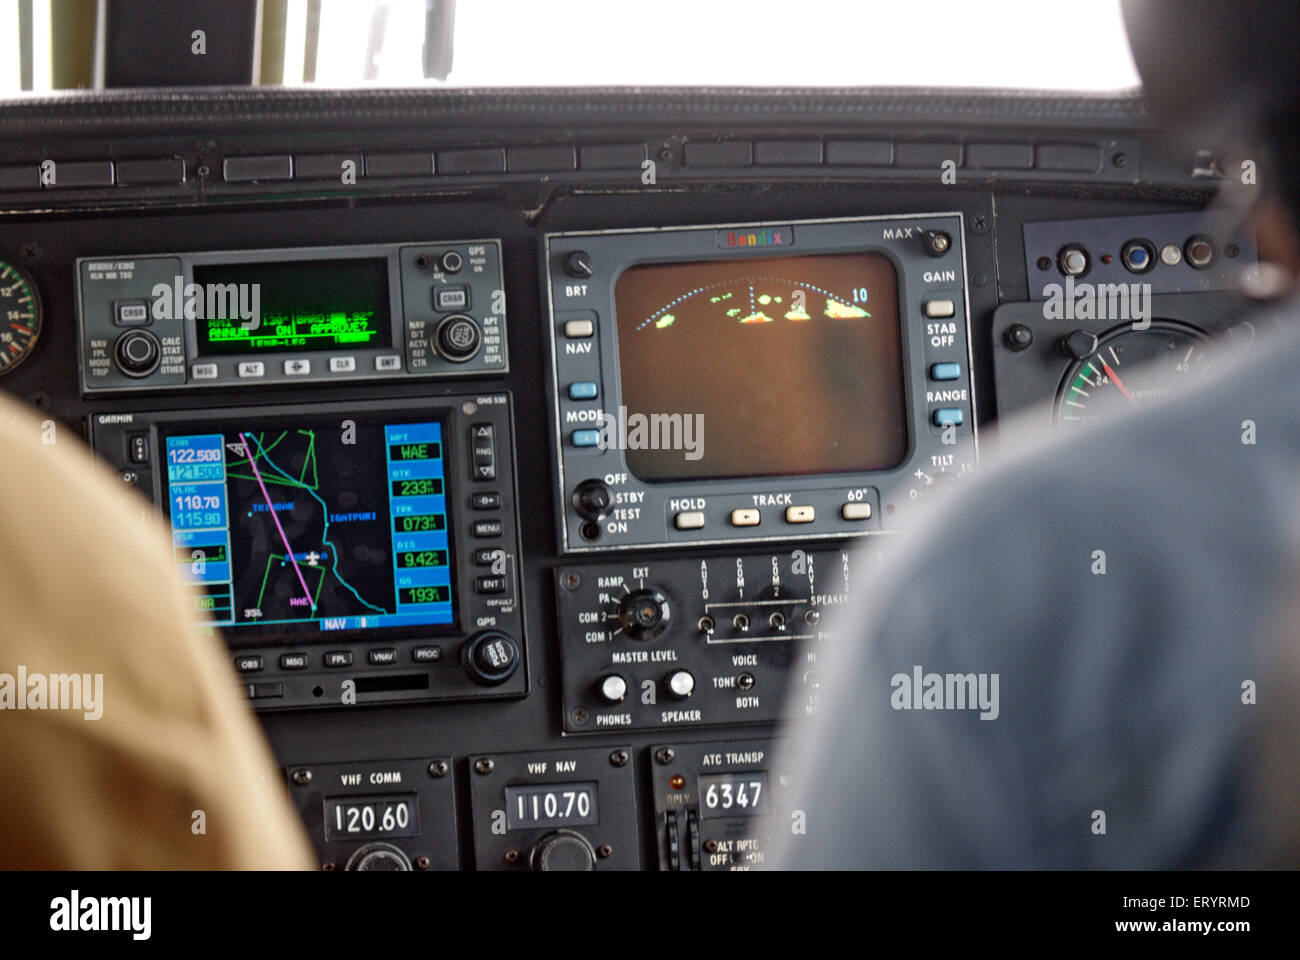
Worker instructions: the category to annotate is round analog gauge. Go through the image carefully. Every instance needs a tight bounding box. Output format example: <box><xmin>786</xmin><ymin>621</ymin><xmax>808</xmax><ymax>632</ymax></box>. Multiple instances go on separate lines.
<box><xmin>0</xmin><ymin>260</ymin><xmax>43</xmax><ymax>375</ymax></box>
<box><xmin>1056</xmin><ymin>321</ymin><xmax>1214</xmax><ymax>428</ymax></box>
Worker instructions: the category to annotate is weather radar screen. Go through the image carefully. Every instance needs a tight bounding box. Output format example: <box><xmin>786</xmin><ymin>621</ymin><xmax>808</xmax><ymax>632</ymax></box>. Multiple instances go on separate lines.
<box><xmin>161</xmin><ymin>415</ymin><xmax>455</xmax><ymax>643</ymax></box>
<box><xmin>613</xmin><ymin>251</ymin><xmax>908</xmax><ymax>481</ymax></box>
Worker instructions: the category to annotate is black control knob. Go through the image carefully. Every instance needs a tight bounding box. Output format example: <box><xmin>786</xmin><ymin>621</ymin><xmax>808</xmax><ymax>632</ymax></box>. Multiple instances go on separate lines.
<box><xmin>345</xmin><ymin>842</ymin><xmax>412</xmax><ymax>871</ymax></box>
<box><xmin>617</xmin><ymin>588</ymin><xmax>670</xmax><ymax>642</ymax></box>
<box><xmin>921</xmin><ymin>229</ymin><xmax>952</xmax><ymax>257</ymax></box>
<box><xmin>1062</xmin><ymin>329</ymin><xmax>1099</xmax><ymax>360</ymax></box>
<box><xmin>434</xmin><ymin>314</ymin><xmax>482</xmax><ymax>362</ymax></box>
<box><xmin>113</xmin><ymin>330</ymin><xmax>161</xmax><ymax>377</ymax></box>
<box><xmin>564</xmin><ymin>250</ymin><xmax>593</xmax><ymax>278</ymax></box>
<box><xmin>529</xmin><ymin>830</ymin><xmax>597</xmax><ymax>871</ymax></box>
<box><xmin>439</xmin><ymin>249</ymin><xmax>463</xmax><ymax>274</ymax></box>
<box><xmin>461</xmin><ymin>630</ymin><xmax>519</xmax><ymax>686</ymax></box>
<box><xmin>572</xmin><ymin>479</ymin><xmax>613</xmax><ymax>522</ymax></box>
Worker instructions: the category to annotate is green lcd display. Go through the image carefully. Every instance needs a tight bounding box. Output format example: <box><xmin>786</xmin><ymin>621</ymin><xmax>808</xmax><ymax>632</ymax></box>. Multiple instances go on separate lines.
<box><xmin>192</xmin><ymin>257</ymin><xmax>392</xmax><ymax>355</ymax></box>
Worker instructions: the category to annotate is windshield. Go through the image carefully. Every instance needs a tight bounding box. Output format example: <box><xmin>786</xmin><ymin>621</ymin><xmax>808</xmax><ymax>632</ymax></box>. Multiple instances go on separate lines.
<box><xmin>4</xmin><ymin>0</ymin><xmax>1140</xmax><ymax>93</ymax></box>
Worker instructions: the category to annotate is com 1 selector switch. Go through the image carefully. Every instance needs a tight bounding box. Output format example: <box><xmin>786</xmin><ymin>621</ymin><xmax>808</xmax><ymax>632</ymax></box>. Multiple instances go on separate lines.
<box><xmin>618</xmin><ymin>589</ymin><xmax>671</xmax><ymax>642</ymax></box>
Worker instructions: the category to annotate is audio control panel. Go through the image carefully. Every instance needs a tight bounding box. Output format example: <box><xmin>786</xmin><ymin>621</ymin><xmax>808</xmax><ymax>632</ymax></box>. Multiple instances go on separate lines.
<box><xmin>76</xmin><ymin>239</ymin><xmax>506</xmax><ymax>394</ymax></box>
<box><xmin>554</xmin><ymin>547</ymin><xmax>867</xmax><ymax>734</ymax></box>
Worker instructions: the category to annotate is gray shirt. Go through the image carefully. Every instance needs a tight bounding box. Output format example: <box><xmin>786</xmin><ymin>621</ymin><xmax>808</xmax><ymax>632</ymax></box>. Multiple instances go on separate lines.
<box><xmin>776</xmin><ymin>297</ymin><xmax>1300</xmax><ymax>869</ymax></box>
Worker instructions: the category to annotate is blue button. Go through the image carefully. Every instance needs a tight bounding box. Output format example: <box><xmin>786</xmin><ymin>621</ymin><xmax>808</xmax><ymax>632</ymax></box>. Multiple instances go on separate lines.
<box><xmin>568</xmin><ymin>381</ymin><xmax>599</xmax><ymax>400</ymax></box>
<box><xmin>930</xmin><ymin>362</ymin><xmax>961</xmax><ymax>381</ymax></box>
<box><xmin>932</xmin><ymin>408</ymin><xmax>964</xmax><ymax>427</ymax></box>
<box><xmin>571</xmin><ymin>429</ymin><xmax>601</xmax><ymax>447</ymax></box>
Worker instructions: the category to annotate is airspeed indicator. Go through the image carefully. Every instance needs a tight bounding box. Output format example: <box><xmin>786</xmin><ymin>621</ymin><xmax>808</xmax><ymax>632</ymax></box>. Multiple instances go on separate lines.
<box><xmin>0</xmin><ymin>260</ymin><xmax>42</xmax><ymax>374</ymax></box>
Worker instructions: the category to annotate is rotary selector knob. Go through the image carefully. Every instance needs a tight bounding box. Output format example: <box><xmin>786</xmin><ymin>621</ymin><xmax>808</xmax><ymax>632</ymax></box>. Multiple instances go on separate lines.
<box><xmin>114</xmin><ymin>330</ymin><xmax>161</xmax><ymax>377</ymax></box>
<box><xmin>1063</xmin><ymin>329</ymin><xmax>1099</xmax><ymax>360</ymax></box>
<box><xmin>461</xmin><ymin>630</ymin><xmax>520</xmax><ymax>686</ymax></box>
<box><xmin>345</xmin><ymin>842</ymin><xmax>412</xmax><ymax>871</ymax></box>
<box><xmin>434</xmin><ymin>314</ymin><xmax>482</xmax><ymax>362</ymax></box>
<box><xmin>598</xmin><ymin>674</ymin><xmax>628</xmax><ymax>703</ymax></box>
<box><xmin>530</xmin><ymin>830</ymin><xmax>597</xmax><ymax>871</ymax></box>
<box><xmin>564</xmin><ymin>250</ymin><xmax>594</xmax><ymax>278</ymax></box>
<box><xmin>572</xmin><ymin>479</ymin><xmax>613</xmax><ymax>522</ymax></box>
<box><xmin>617</xmin><ymin>588</ymin><xmax>670</xmax><ymax>642</ymax></box>
<box><xmin>665</xmin><ymin>669</ymin><xmax>695</xmax><ymax>700</ymax></box>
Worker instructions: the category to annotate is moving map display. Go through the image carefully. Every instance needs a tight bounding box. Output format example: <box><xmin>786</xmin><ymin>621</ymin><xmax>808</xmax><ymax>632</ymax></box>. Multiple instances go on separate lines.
<box><xmin>162</xmin><ymin>415</ymin><xmax>455</xmax><ymax>641</ymax></box>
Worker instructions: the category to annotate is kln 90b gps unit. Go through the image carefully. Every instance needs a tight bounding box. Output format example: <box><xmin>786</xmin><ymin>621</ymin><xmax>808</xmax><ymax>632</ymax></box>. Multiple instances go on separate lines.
<box><xmin>543</xmin><ymin>214</ymin><xmax>977</xmax><ymax>552</ymax></box>
<box><xmin>75</xmin><ymin>239</ymin><xmax>506</xmax><ymax>394</ymax></box>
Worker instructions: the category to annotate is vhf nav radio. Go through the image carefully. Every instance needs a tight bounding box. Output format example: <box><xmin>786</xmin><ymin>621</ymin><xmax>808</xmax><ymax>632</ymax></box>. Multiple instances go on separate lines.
<box><xmin>544</xmin><ymin>214</ymin><xmax>977</xmax><ymax>553</ymax></box>
<box><xmin>76</xmin><ymin>239</ymin><xmax>506</xmax><ymax>394</ymax></box>
<box><xmin>91</xmin><ymin>395</ymin><xmax>525</xmax><ymax>710</ymax></box>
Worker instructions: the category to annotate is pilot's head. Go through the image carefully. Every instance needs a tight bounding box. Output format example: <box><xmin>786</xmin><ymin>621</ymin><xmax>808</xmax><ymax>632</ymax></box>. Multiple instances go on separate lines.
<box><xmin>1123</xmin><ymin>1</ymin><xmax>1300</xmax><ymax>275</ymax></box>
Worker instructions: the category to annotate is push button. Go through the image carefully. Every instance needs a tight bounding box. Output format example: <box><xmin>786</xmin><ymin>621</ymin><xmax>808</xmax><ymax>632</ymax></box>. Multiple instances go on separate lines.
<box><xmin>329</xmin><ymin>356</ymin><xmax>356</xmax><ymax>373</ymax></box>
<box><xmin>234</xmin><ymin>655</ymin><xmax>264</xmax><ymax>673</ymax></box>
<box><xmin>473</xmin><ymin>520</ymin><xmax>504</xmax><ymax>538</ymax></box>
<box><xmin>237</xmin><ymin>360</ymin><xmax>265</xmax><ymax>378</ymax></box>
<box><xmin>930</xmin><ymin>362</ymin><xmax>961</xmax><ymax>381</ymax></box>
<box><xmin>412</xmin><ymin>645</ymin><xmax>442</xmax><ymax>663</ymax></box>
<box><xmin>568</xmin><ymin>381</ymin><xmax>599</xmax><ymax>400</ymax></box>
<box><xmin>368</xmin><ymin>648</ymin><xmax>398</xmax><ymax>665</ymax></box>
<box><xmin>476</xmin><ymin>576</ymin><xmax>506</xmax><ymax>594</ymax></box>
<box><xmin>191</xmin><ymin>362</ymin><xmax>218</xmax><ymax>380</ymax></box>
<box><xmin>571</xmin><ymin>429</ymin><xmax>601</xmax><ymax>447</ymax></box>
<box><xmin>473</xmin><ymin>547</ymin><xmax>502</xmax><ymax>565</ymax></box>
<box><xmin>279</xmin><ymin>653</ymin><xmax>309</xmax><ymax>670</ymax></box>
<box><xmin>785</xmin><ymin>505</ymin><xmax>815</xmax><ymax>524</ymax></box>
<box><xmin>128</xmin><ymin>433</ymin><xmax>149</xmax><ymax>464</ymax></box>
<box><xmin>730</xmin><ymin>508</ymin><xmax>761</xmax><ymax>527</ymax></box>
<box><xmin>283</xmin><ymin>359</ymin><xmax>311</xmax><ymax>376</ymax></box>
<box><xmin>674</xmin><ymin>511</ymin><xmax>705</xmax><ymax>530</ymax></box>
<box><xmin>471</xmin><ymin>492</ymin><xmax>501</xmax><ymax>510</ymax></box>
<box><xmin>323</xmin><ymin>651</ymin><xmax>353</xmax><ymax>668</ymax></box>
<box><xmin>564</xmin><ymin>318</ymin><xmax>594</xmax><ymax>338</ymax></box>
<box><xmin>923</xmin><ymin>299</ymin><xmax>956</xmax><ymax>319</ymax></box>
<box><xmin>375</xmin><ymin>355</ymin><xmax>401</xmax><ymax>371</ymax></box>
<box><xmin>113</xmin><ymin>300</ymin><xmax>150</xmax><ymax>326</ymax></box>
<box><xmin>842</xmin><ymin>502</ymin><xmax>873</xmax><ymax>521</ymax></box>
<box><xmin>471</xmin><ymin>424</ymin><xmax>497</xmax><ymax>481</ymax></box>
<box><xmin>933</xmin><ymin>408</ymin><xmax>964</xmax><ymax>427</ymax></box>
<box><xmin>433</xmin><ymin>286</ymin><xmax>469</xmax><ymax>311</ymax></box>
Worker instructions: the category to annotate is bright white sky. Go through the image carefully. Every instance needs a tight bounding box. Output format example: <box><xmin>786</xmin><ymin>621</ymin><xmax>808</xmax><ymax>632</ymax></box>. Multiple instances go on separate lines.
<box><xmin>317</xmin><ymin>0</ymin><xmax>1142</xmax><ymax>89</ymax></box>
<box><xmin>0</xmin><ymin>0</ymin><xmax>1142</xmax><ymax>92</ymax></box>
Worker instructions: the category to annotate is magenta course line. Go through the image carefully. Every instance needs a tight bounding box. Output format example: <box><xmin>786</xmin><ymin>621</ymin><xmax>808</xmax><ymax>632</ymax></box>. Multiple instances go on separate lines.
<box><xmin>238</xmin><ymin>431</ymin><xmax>316</xmax><ymax>610</ymax></box>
